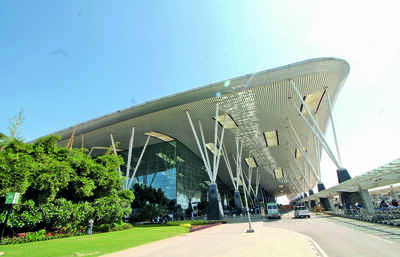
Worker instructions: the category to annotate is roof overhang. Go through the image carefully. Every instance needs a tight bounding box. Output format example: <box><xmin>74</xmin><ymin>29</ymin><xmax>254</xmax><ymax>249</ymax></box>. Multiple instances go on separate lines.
<box><xmin>38</xmin><ymin>57</ymin><xmax>350</xmax><ymax>196</ymax></box>
<box><xmin>306</xmin><ymin>158</ymin><xmax>400</xmax><ymax>201</ymax></box>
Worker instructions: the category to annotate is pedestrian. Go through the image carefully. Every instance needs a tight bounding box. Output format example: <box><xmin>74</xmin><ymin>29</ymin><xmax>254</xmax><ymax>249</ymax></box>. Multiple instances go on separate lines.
<box><xmin>380</xmin><ymin>200</ymin><xmax>388</xmax><ymax>208</ymax></box>
<box><xmin>88</xmin><ymin>219</ymin><xmax>94</xmax><ymax>235</ymax></box>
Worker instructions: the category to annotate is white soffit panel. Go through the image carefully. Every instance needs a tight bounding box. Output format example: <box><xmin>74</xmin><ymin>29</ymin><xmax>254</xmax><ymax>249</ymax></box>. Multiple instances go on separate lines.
<box><xmin>42</xmin><ymin>58</ymin><xmax>350</xmax><ymax>195</ymax></box>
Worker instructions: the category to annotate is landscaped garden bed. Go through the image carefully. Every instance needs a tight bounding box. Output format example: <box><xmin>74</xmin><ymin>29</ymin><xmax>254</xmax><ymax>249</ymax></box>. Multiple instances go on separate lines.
<box><xmin>189</xmin><ymin>222</ymin><xmax>223</xmax><ymax>232</ymax></box>
<box><xmin>0</xmin><ymin>225</ymin><xmax>188</xmax><ymax>257</ymax></box>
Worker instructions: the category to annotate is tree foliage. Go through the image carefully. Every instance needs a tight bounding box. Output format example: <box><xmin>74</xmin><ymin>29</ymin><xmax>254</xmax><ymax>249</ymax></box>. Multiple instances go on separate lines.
<box><xmin>0</xmin><ymin>134</ymin><xmax>134</xmax><ymax>234</ymax></box>
<box><xmin>131</xmin><ymin>184</ymin><xmax>169</xmax><ymax>221</ymax></box>
<box><xmin>132</xmin><ymin>184</ymin><xmax>168</xmax><ymax>209</ymax></box>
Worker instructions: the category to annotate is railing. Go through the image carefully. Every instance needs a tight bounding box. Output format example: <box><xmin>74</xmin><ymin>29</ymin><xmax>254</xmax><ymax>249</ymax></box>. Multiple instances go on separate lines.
<box><xmin>335</xmin><ymin>207</ymin><xmax>400</xmax><ymax>224</ymax></box>
<box><xmin>373</xmin><ymin>207</ymin><xmax>400</xmax><ymax>221</ymax></box>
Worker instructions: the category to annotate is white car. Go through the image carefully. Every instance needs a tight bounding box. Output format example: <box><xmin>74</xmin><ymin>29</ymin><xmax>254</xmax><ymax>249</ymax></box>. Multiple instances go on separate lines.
<box><xmin>294</xmin><ymin>205</ymin><xmax>310</xmax><ymax>218</ymax></box>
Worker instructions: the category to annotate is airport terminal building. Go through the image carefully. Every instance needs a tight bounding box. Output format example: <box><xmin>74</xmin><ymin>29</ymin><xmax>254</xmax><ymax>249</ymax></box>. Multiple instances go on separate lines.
<box><xmin>43</xmin><ymin>58</ymin><xmax>350</xmax><ymax>218</ymax></box>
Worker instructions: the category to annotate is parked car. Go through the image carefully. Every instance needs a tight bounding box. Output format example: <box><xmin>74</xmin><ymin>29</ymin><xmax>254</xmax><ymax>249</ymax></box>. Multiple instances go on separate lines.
<box><xmin>294</xmin><ymin>205</ymin><xmax>310</xmax><ymax>218</ymax></box>
<box><xmin>266</xmin><ymin>202</ymin><xmax>281</xmax><ymax>219</ymax></box>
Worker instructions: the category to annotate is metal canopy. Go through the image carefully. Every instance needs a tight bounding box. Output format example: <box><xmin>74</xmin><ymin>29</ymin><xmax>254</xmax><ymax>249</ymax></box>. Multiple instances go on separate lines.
<box><xmin>307</xmin><ymin>158</ymin><xmax>400</xmax><ymax>200</ymax></box>
<box><xmin>41</xmin><ymin>57</ymin><xmax>349</xmax><ymax>197</ymax></box>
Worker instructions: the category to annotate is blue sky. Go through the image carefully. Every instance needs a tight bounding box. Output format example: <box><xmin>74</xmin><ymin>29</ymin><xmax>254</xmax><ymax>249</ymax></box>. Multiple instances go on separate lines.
<box><xmin>1</xmin><ymin>1</ymin><xmax>400</xmax><ymax>193</ymax></box>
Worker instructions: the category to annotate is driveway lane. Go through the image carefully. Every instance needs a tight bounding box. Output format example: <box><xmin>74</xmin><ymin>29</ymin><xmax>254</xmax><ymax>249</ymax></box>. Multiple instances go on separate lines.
<box><xmin>266</xmin><ymin>212</ymin><xmax>400</xmax><ymax>257</ymax></box>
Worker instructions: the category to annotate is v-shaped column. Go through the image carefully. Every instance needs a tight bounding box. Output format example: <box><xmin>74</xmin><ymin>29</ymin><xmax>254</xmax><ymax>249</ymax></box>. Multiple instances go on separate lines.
<box><xmin>186</xmin><ymin>103</ymin><xmax>226</xmax><ymax>220</ymax></box>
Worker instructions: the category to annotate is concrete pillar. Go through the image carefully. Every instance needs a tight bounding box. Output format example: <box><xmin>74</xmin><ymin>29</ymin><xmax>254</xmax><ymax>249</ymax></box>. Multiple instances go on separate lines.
<box><xmin>308</xmin><ymin>190</ymin><xmax>316</xmax><ymax>208</ymax></box>
<box><xmin>303</xmin><ymin>193</ymin><xmax>310</xmax><ymax>208</ymax></box>
<box><xmin>359</xmin><ymin>189</ymin><xmax>374</xmax><ymax>214</ymax></box>
<box><xmin>320</xmin><ymin>197</ymin><xmax>332</xmax><ymax>211</ymax></box>
<box><xmin>328</xmin><ymin>198</ymin><xmax>336</xmax><ymax>212</ymax></box>
<box><xmin>340</xmin><ymin>192</ymin><xmax>360</xmax><ymax>209</ymax></box>
<box><xmin>336</xmin><ymin>168</ymin><xmax>354</xmax><ymax>209</ymax></box>
<box><xmin>207</xmin><ymin>183</ymin><xmax>222</xmax><ymax>220</ymax></box>
<box><xmin>234</xmin><ymin>190</ymin><xmax>243</xmax><ymax>212</ymax></box>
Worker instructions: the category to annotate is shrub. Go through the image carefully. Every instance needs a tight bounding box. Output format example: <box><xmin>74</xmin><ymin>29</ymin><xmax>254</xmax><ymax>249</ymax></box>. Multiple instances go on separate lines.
<box><xmin>1</xmin><ymin>231</ymin><xmax>82</xmax><ymax>245</ymax></box>
<box><xmin>95</xmin><ymin>221</ymin><xmax>133</xmax><ymax>232</ymax></box>
<box><xmin>0</xmin><ymin>135</ymin><xmax>134</xmax><ymax>236</ymax></box>
<box><xmin>166</xmin><ymin>220</ymin><xmax>228</xmax><ymax>226</ymax></box>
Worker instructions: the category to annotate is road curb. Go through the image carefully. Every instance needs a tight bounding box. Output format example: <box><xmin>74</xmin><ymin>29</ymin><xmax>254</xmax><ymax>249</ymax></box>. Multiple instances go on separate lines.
<box><xmin>302</xmin><ymin>234</ymin><xmax>329</xmax><ymax>257</ymax></box>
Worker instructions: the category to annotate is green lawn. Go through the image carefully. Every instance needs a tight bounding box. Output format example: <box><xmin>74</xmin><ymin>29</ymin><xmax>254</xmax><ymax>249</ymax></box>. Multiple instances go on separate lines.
<box><xmin>0</xmin><ymin>225</ymin><xmax>189</xmax><ymax>257</ymax></box>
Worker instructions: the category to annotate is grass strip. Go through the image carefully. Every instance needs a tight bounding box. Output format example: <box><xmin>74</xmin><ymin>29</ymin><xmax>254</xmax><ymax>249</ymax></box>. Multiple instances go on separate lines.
<box><xmin>0</xmin><ymin>225</ymin><xmax>188</xmax><ymax>257</ymax></box>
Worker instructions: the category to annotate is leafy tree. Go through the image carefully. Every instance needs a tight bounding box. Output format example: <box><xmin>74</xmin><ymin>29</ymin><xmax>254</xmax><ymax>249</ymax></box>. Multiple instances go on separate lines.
<box><xmin>131</xmin><ymin>184</ymin><xmax>169</xmax><ymax>221</ymax></box>
<box><xmin>0</xmin><ymin>110</ymin><xmax>24</xmax><ymax>152</ymax></box>
<box><xmin>0</xmin><ymin>142</ymin><xmax>35</xmax><ymax>196</ymax></box>
<box><xmin>197</xmin><ymin>199</ymin><xmax>208</xmax><ymax>215</ymax></box>
<box><xmin>0</xmin><ymin>134</ymin><xmax>134</xmax><ymax>234</ymax></box>
<box><xmin>131</xmin><ymin>184</ymin><xmax>168</xmax><ymax>209</ymax></box>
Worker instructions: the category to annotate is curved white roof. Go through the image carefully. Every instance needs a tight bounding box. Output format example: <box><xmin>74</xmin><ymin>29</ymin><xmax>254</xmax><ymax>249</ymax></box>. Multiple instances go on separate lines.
<box><xmin>47</xmin><ymin>57</ymin><xmax>350</xmax><ymax>197</ymax></box>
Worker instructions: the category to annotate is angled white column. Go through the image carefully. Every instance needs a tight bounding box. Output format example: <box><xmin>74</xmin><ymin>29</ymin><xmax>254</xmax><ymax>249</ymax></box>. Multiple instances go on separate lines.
<box><xmin>125</xmin><ymin>127</ymin><xmax>135</xmax><ymax>189</ymax></box>
<box><xmin>290</xmin><ymin>80</ymin><xmax>342</xmax><ymax>169</ymax></box>
<box><xmin>110</xmin><ymin>134</ymin><xmax>122</xmax><ymax>177</ymax></box>
<box><xmin>255</xmin><ymin>168</ymin><xmax>261</xmax><ymax>201</ymax></box>
<box><xmin>248</xmin><ymin>166</ymin><xmax>253</xmax><ymax>192</ymax></box>
<box><xmin>294</xmin><ymin>105</ymin><xmax>341</xmax><ymax>169</ymax></box>
<box><xmin>241</xmin><ymin>168</ymin><xmax>251</xmax><ymax>196</ymax></box>
<box><xmin>186</xmin><ymin>104</ymin><xmax>227</xmax><ymax>184</ymax></box>
<box><xmin>185</xmin><ymin>111</ymin><xmax>213</xmax><ymax>181</ymax></box>
<box><xmin>186</xmin><ymin>104</ymin><xmax>229</xmax><ymax>220</ymax></box>
<box><xmin>327</xmin><ymin>92</ymin><xmax>343</xmax><ymax>165</ymax></box>
<box><xmin>287</xmin><ymin>172</ymin><xmax>302</xmax><ymax>193</ymax></box>
<box><xmin>127</xmin><ymin>135</ymin><xmax>151</xmax><ymax>189</ymax></box>
<box><xmin>240</xmin><ymin>164</ymin><xmax>254</xmax><ymax>232</ymax></box>
<box><xmin>303</xmin><ymin>161</ymin><xmax>307</xmax><ymax>192</ymax></box>
<box><xmin>288</xmin><ymin>120</ymin><xmax>320</xmax><ymax>182</ymax></box>
<box><xmin>212</xmin><ymin>103</ymin><xmax>219</xmax><ymax>180</ymax></box>
<box><xmin>213</xmin><ymin>113</ymin><xmax>226</xmax><ymax>182</ymax></box>
<box><xmin>291</xmin><ymin>80</ymin><xmax>331</xmax><ymax>148</ymax></box>
<box><xmin>243</xmin><ymin>170</ymin><xmax>256</xmax><ymax>198</ymax></box>
<box><xmin>235</xmin><ymin>138</ymin><xmax>244</xmax><ymax>190</ymax></box>
<box><xmin>292</xmin><ymin>160</ymin><xmax>312</xmax><ymax>189</ymax></box>
<box><xmin>198</xmin><ymin>120</ymin><xmax>212</xmax><ymax>178</ymax></box>
<box><xmin>221</xmin><ymin>144</ymin><xmax>236</xmax><ymax>188</ymax></box>
<box><xmin>313</xmin><ymin>136</ymin><xmax>322</xmax><ymax>179</ymax></box>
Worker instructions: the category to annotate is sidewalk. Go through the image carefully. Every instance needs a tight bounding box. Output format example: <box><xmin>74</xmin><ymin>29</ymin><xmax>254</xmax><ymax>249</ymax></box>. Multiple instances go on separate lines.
<box><xmin>103</xmin><ymin>222</ymin><xmax>322</xmax><ymax>257</ymax></box>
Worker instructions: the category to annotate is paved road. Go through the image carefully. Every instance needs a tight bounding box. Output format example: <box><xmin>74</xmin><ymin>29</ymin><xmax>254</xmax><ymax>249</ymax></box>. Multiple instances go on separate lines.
<box><xmin>266</xmin><ymin>212</ymin><xmax>400</xmax><ymax>257</ymax></box>
<box><xmin>104</xmin><ymin>221</ymin><xmax>320</xmax><ymax>257</ymax></box>
<box><xmin>105</xmin><ymin>212</ymin><xmax>400</xmax><ymax>257</ymax></box>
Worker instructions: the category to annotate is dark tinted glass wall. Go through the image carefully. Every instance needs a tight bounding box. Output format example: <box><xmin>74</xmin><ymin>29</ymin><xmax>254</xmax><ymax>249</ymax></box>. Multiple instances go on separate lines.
<box><xmin>121</xmin><ymin>141</ymin><xmax>177</xmax><ymax>200</ymax></box>
<box><xmin>176</xmin><ymin>141</ymin><xmax>209</xmax><ymax>209</ymax></box>
<box><xmin>120</xmin><ymin>140</ymin><xmax>211</xmax><ymax>210</ymax></box>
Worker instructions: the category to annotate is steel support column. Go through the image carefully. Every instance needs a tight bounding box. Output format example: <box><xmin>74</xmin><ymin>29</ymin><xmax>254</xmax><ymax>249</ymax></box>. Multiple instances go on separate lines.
<box><xmin>127</xmin><ymin>135</ymin><xmax>151</xmax><ymax>189</ymax></box>
<box><xmin>110</xmin><ymin>134</ymin><xmax>122</xmax><ymax>177</ymax></box>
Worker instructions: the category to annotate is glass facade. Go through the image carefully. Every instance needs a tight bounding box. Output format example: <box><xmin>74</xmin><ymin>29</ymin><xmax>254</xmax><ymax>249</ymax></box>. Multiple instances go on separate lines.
<box><xmin>121</xmin><ymin>140</ymin><xmax>177</xmax><ymax>200</ymax></box>
<box><xmin>121</xmin><ymin>140</ymin><xmax>231</xmax><ymax>210</ymax></box>
<box><xmin>176</xmin><ymin>141</ymin><xmax>209</xmax><ymax>209</ymax></box>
